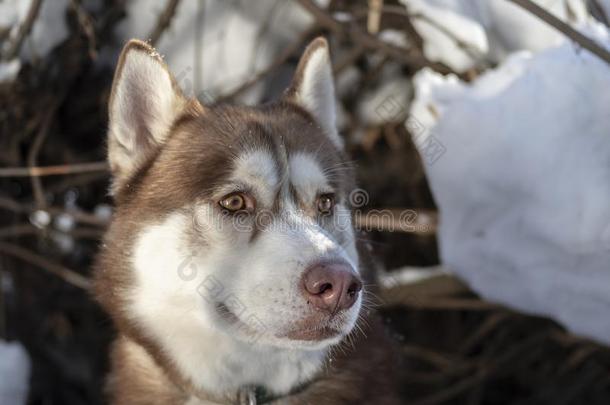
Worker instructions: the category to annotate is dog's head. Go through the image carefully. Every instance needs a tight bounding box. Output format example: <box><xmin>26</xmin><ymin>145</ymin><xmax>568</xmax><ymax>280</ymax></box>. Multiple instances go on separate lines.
<box><xmin>96</xmin><ymin>38</ymin><xmax>368</xmax><ymax>391</ymax></box>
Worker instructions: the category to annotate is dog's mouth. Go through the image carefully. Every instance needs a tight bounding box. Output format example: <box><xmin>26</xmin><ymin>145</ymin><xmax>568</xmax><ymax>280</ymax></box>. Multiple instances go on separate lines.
<box><xmin>214</xmin><ymin>303</ymin><xmax>263</xmax><ymax>338</ymax></box>
<box><xmin>279</xmin><ymin>309</ymin><xmax>348</xmax><ymax>341</ymax></box>
<box><xmin>215</xmin><ymin>302</ymin><xmax>347</xmax><ymax>342</ymax></box>
<box><xmin>282</xmin><ymin>325</ymin><xmax>342</xmax><ymax>341</ymax></box>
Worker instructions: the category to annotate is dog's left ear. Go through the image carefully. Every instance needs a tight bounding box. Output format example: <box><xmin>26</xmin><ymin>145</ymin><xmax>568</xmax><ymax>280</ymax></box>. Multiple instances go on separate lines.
<box><xmin>286</xmin><ymin>37</ymin><xmax>343</xmax><ymax>149</ymax></box>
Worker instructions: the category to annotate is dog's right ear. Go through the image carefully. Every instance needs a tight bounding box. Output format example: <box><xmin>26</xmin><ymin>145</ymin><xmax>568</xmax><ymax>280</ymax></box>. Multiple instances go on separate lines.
<box><xmin>107</xmin><ymin>39</ymin><xmax>187</xmax><ymax>195</ymax></box>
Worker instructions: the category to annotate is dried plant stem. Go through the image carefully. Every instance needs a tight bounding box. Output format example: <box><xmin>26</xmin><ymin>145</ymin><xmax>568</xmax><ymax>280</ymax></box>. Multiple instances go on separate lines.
<box><xmin>0</xmin><ymin>242</ymin><xmax>90</xmax><ymax>290</ymax></box>
<box><xmin>2</xmin><ymin>0</ymin><xmax>43</xmax><ymax>60</ymax></box>
<box><xmin>27</xmin><ymin>108</ymin><xmax>55</xmax><ymax>209</ymax></box>
<box><xmin>148</xmin><ymin>0</ymin><xmax>182</xmax><ymax>46</ymax></box>
<box><xmin>0</xmin><ymin>162</ymin><xmax>108</xmax><ymax>177</ymax></box>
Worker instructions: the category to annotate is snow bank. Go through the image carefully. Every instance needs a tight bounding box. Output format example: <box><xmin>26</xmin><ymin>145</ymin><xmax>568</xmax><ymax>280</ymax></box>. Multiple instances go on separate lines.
<box><xmin>399</xmin><ymin>0</ymin><xmax>589</xmax><ymax>71</ymax></box>
<box><xmin>0</xmin><ymin>340</ymin><xmax>30</xmax><ymax>405</ymax></box>
<box><xmin>410</xmin><ymin>24</ymin><xmax>610</xmax><ymax>345</ymax></box>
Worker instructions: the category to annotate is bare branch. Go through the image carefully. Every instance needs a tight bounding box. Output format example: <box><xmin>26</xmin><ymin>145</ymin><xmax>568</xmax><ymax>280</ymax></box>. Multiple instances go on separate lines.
<box><xmin>148</xmin><ymin>0</ymin><xmax>181</xmax><ymax>46</ymax></box>
<box><xmin>354</xmin><ymin>209</ymin><xmax>437</xmax><ymax>235</ymax></box>
<box><xmin>0</xmin><ymin>161</ymin><xmax>108</xmax><ymax>177</ymax></box>
<box><xmin>27</xmin><ymin>106</ymin><xmax>56</xmax><ymax>209</ymax></box>
<box><xmin>0</xmin><ymin>241</ymin><xmax>91</xmax><ymax>290</ymax></box>
<box><xmin>507</xmin><ymin>0</ymin><xmax>610</xmax><ymax>66</ymax></box>
<box><xmin>70</xmin><ymin>0</ymin><xmax>98</xmax><ymax>60</ymax></box>
<box><xmin>367</xmin><ymin>0</ymin><xmax>383</xmax><ymax>34</ymax></box>
<box><xmin>2</xmin><ymin>0</ymin><xmax>44</xmax><ymax>60</ymax></box>
<box><xmin>588</xmin><ymin>0</ymin><xmax>610</xmax><ymax>26</ymax></box>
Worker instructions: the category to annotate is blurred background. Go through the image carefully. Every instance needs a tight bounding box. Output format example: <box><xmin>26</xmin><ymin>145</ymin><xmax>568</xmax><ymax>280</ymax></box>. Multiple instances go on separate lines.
<box><xmin>1</xmin><ymin>0</ymin><xmax>610</xmax><ymax>404</ymax></box>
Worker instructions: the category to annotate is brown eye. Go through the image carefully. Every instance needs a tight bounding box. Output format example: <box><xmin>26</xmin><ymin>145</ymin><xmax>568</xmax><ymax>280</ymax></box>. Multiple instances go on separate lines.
<box><xmin>317</xmin><ymin>194</ymin><xmax>335</xmax><ymax>214</ymax></box>
<box><xmin>219</xmin><ymin>193</ymin><xmax>247</xmax><ymax>212</ymax></box>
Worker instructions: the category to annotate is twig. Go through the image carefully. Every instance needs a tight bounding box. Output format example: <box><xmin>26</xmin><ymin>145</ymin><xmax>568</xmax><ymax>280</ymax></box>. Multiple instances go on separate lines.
<box><xmin>0</xmin><ymin>161</ymin><xmax>108</xmax><ymax>177</ymax></box>
<box><xmin>0</xmin><ymin>224</ymin><xmax>40</xmax><ymax>239</ymax></box>
<box><xmin>410</xmin><ymin>370</ymin><xmax>489</xmax><ymax>405</ymax></box>
<box><xmin>402</xmin><ymin>298</ymin><xmax>502</xmax><ymax>311</ymax></box>
<box><xmin>28</xmin><ymin>107</ymin><xmax>56</xmax><ymax>209</ymax></box>
<box><xmin>44</xmin><ymin>172</ymin><xmax>109</xmax><ymax>196</ymax></box>
<box><xmin>333</xmin><ymin>43</ymin><xmax>365</xmax><ymax>74</ymax></box>
<box><xmin>0</xmin><ymin>271</ymin><xmax>5</xmax><ymax>339</ymax></box>
<box><xmin>0</xmin><ymin>197</ymin><xmax>22</xmax><ymax>212</ymax></box>
<box><xmin>148</xmin><ymin>0</ymin><xmax>181</xmax><ymax>46</ymax></box>
<box><xmin>367</xmin><ymin>0</ymin><xmax>383</xmax><ymax>34</ymax></box>
<box><xmin>0</xmin><ymin>242</ymin><xmax>90</xmax><ymax>289</ymax></box>
<box><xmin>70</xmin><ymin>0</ymin><xmax>98</xmax><ymax>60</ymax></box>
<box><xmin>0</xmin><ymin>224</ymin><xmax>104</xmax><ymax>241</ymax></box>
<box><xmin>351</xmin><ymin>5</ymin><xmax>423</xmax><ymax>50</ymax></box>
<box><xmin>68</xmin><ymin>227</ymin><xmax>105</xmax><ymax>239</ymax></box>
<box><xmin>401</xmin><ymin>345</ymin><xmax>465</xmax><ymax>370</ymax></box>
<box><xmin>506</xmin><ymin>0</ymin><xmax>610</xmax><ymax>66</ymax></box>
<box><xmin>354</xmin><ymin>209</ymin><xmax>437</xmax><ymax>235</ymax></box>
<box><xmin>588</xmin><ymin>0</ymin><xmax>610</xmax><ymax>26</ymax></box>
<box><xmin>0</xmin><ymin>196</ymin><xmax>110</xmax><ymax>227</ymax></box>
<box><xmin>557</xmin><ymin>346</ymin><xmax>598</xmax><ymax>375</ymax></box>
<box><xmin>0</xmin><ymin>27</ymin><xmax>11</xmax><ymax>43</ymax></box>
<box><xmin>2</xmin><ymin>0</ymin><xmax>44</xmax><ymax>60</ymax></box>
<box><xmin>460</xmin><ymin>313</ymin><xmax>512</xmax><ymax>354</ymax></box>
<box><xmin>45</xmin><ymin>207</ymin><xmax>109</xmax><ymax>227</ymax></box>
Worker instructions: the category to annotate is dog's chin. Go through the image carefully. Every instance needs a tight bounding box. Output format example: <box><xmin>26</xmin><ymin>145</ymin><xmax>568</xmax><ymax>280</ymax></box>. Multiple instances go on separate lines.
<box><xmin>213</xmin><ymin>302</ymin><xmax>358</xmax><ymax>351</ymax></box>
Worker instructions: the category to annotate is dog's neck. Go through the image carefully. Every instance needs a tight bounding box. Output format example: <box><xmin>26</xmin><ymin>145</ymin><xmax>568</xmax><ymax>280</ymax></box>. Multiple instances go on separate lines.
<box><xmin>121</xmin><ymin>316</ymin><xmax>328</xmax><ymax>402</ymax></box>
<box><xmin>178</xmin><ymin>325</ymin><xmax>328</xmax><ymax>397</ymax></box>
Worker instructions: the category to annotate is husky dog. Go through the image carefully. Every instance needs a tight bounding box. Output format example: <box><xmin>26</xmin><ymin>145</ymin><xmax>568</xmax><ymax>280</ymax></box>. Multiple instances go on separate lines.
<box><xmin>94</xmin><ymin>37</ymin><xmax>401</xmax><ymax>404</ymax></box>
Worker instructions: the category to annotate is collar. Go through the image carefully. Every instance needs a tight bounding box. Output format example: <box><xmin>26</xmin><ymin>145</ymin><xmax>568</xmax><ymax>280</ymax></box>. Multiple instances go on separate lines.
<box><xmin>193</xmin><ymin>381</ymin><xmax>312</xmax><ymax>405</ymax></box>
<box><xmin>236</xmin><ymin>385</ymin><xmax>278</xmax><ymax>405</ymax></box>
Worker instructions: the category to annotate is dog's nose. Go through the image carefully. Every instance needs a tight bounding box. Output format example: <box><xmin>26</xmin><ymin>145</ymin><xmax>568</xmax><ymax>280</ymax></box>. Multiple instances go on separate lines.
<box><xmin>302</xmin><ymin>261</ymin><xmax>362</xmax><ymax>314</ymax></box>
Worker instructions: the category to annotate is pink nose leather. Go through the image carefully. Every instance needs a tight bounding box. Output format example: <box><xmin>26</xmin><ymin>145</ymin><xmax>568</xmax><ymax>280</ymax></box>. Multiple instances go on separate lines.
<box><xmin>302</xmin><ymin>261</ymin><xmax>362</xmax><ymax>314</ymax></box>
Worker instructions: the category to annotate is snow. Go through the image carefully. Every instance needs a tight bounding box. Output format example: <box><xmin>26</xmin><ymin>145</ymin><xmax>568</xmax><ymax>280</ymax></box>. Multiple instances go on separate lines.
<box><xmin>0</xmin><ymin>60</ymin><xmax>21</xmax><ymax>82</ymax></box>
<box><xmin>356</xmin><ymin>65</ymin><xmax>412</xmax><ymax>126</ymax></box>
<box><xmin>94</xmin><ymin>204</ymin><xmax>113</xmax><ymax>223</ymax></box>
<box><xmin>0</xmin><ymin>340</ymin><xmax>30</xmax><ymax>405</ymax></box>
<box><xmin>378</xmin><ymin>29</ymin><xmax>410</xmax><ymax>48</ymax></box>
<box><xmin>115</xmin><ymin>0</ymin><xmax>320</xmax><ymax>103</ymax></box>
<box><xmin>400</xmin><ymin>0</ymin><xmax>488</xmax><ymax>71</ymax></box>
<box><xmin>409</xmin><ymin>23</ymin><xmax>610</xmax><ymax>345</ymax></box>
<box><xmin>380</xmin><ymin>266</ymin><xmax>447</xmax><ymax>288</ymax></box>
<box><xmin>29</xmin><ymin>209</ymin><xmax>51</xmax><ymax>229</ymax></box>
<box><xmin>399</xmin><ymin>0</ymin><xmax>589</xmax><ymax>71</ymax></box>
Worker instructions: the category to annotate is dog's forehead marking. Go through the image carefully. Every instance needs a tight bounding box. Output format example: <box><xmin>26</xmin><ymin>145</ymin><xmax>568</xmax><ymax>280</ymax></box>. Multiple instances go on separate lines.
<box><xmin>289</xmin><ymin>153</ymin><xmax>330</xmax><ymax>203</ymax></box>
<box><xmin>232</xmin><ymin>149</ymin><xmax>279</xmax><ymax>204</ymax></box>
